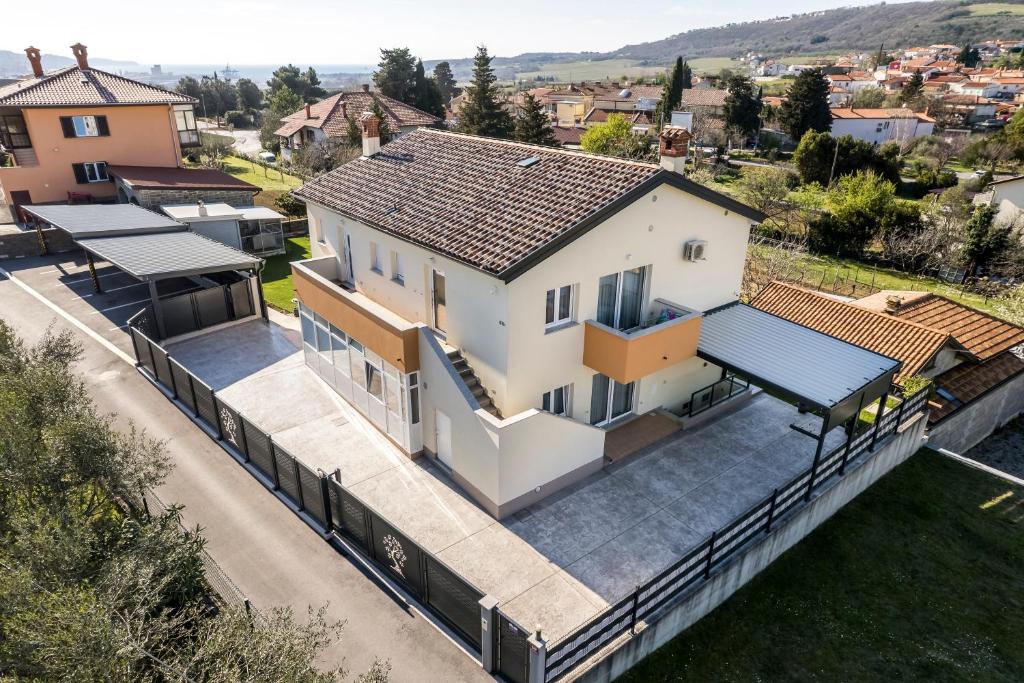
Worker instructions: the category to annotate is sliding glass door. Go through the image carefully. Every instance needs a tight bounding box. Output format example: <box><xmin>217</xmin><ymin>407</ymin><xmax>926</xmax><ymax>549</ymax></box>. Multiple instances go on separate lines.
<box><xmin>596</xmin><ymin>266</ymin><xmax>647</xmax><ymax>331</ymax></box>
<box><xmin>590</xmin><ymin>373</ymin><xmax>635</xmax><ymax>426</ymax></box>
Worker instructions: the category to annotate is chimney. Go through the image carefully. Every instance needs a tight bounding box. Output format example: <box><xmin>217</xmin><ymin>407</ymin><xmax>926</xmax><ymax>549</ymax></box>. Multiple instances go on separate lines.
<box><xmin>24</xmin><ymin>46</ymin><xmax>43</xmax><ymax>78</ymax></box>
<box><xmin>884</xmin><ymin>294</ymin><xmax>902</xmax><ymax>314</ymax></box>
<box><xmin>658</xmin><ymin>126</ymin><xmax>691</xmax><ymax>174</ymax></box>
<box><xmin>360</xmin><ymin>112</ymin><xmax>381</xmax><ymax>157</ymax></box>
<box><xmin>362</xmin><ymin>83</ymin><xmax>370</xmax><ymax>93</ymax></box>
<box><xmin>341</xmin><ymin>102</ymin><xmax>347</xmax><ymax>118</ymax></box>
<box><xmin>305</xmin><ymin>103</ymin><xmax>312</xmax><ymax>119</ymax></box>
<box><xmin>197</xmin><ymin>200</ymin><xmax>207</xmax><ymax>217</ymax></box>
<box><xmin>70</xmin><ymin>42</ymin><xmax>89</xmax><ymax>70</ymax></box>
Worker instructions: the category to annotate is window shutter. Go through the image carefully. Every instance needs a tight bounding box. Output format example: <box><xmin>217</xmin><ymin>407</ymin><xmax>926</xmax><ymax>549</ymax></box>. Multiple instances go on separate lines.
<box><xmin>71</xmin><ymin>163</ymin><xmax>88</xmax><ymax>184</ymax></box>
<box><xmin>96</xmin><ymin>116</ymin><xmax>110</xmax><ymax>136</ymax></box>
<box><xmin>60</xmin><ymin>116</ymin><xmax>76</xmax><ymax>138</ymax></box>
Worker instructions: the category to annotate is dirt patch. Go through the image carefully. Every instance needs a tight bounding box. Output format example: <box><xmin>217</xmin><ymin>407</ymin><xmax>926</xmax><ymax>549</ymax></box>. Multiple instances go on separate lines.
<box><xmin>965</xmin><ymin>415</ymin><xmax>1024</xmax><ymax>479</ymax></box>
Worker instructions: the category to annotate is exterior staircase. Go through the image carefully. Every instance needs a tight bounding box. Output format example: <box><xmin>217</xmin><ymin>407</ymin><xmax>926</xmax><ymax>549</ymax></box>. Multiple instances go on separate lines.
<box><xmin>447</xmin><ymin>349</ymin><xmax>502</xmax><ymax>419</ymax></box>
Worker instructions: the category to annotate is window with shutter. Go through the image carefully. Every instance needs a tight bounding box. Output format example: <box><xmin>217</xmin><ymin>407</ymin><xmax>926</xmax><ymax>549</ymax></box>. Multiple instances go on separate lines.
<box><xmin>96</xmin><ymin>116</ymin><xmax>109</xmax><ymax>136</ymax></box>
<box><xmin>72</xmin><ymin>163</ymin><xmax>88</xmax><ymax>184</ymax></box>
<box><xmin>60</xmin><ymin>116</ymin><xmax>76</xmax><ymax>138</ymax></box>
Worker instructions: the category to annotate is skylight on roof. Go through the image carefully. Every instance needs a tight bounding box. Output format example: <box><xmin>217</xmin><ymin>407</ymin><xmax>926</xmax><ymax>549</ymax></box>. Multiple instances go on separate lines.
<box><xmin>517</xmin><ymin>157</ymin><xmax>540</xmax><ymax>168</ymax></box>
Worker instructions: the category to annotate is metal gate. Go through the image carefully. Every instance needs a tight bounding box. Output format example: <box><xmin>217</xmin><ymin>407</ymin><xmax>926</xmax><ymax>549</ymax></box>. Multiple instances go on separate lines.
<box><xmin>497</xmin><ymin>613</ymin><xmax>530</xmax><ymax>683</ymax></box>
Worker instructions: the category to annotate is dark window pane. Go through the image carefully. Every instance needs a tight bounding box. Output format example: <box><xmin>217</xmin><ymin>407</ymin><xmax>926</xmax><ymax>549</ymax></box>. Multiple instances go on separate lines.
<box><xmin>366</xmin><ymin>363</ymin><xmax>383</xmax><ymax>400</ymax></box>
<box><xmin>559</xmin><ymin>286</ymin><xmax>571</xmax><ymax>320</ymax></box>
<box><xmin>545</xmin><ymin>289</ymin><xmax>555</xmax><ymax>325</ymax></box>
<box><xmin>553</xmin><ymin>387</ymin><xmax>565</xmax><ymax>415</ymax></box>
<box><xmin>590</xmin><ymin>374</ymin><xmax>609</xmax><ymax>425</ymax></box>
<box><xmin>409</xmin><ymin>386</ymin><xmax>420</xmax><ymax>424</ymax></box>
<box><xmin>542</xmin><ymin>392</ymin><xmax>551</xmax><ymax>412</ymax></box>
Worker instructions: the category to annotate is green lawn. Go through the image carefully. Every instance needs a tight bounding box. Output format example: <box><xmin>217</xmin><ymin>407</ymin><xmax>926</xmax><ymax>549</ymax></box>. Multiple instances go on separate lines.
<box><xmin>221</xmin><ymin>155</ymin><xmax>302</xmax><ymax>192</ymax></box>
<box><xmin>514</xmin><ymin>58</ymin><xmax>667</xmax><ymax>82</ymax></box>
<box><xmin>968</xmin><ymin>2</ymin><xmax>1024</xmax><ymax>15</ymax></box>
<box><xmin>619</xmin><ymin>450</ymin><xmax>1024</xmax><ymax>682</ymax></box>
<box><xmin>262</xmin><ymin>236</ymin><xmax>310</xmax><ymax>312</ymax></box>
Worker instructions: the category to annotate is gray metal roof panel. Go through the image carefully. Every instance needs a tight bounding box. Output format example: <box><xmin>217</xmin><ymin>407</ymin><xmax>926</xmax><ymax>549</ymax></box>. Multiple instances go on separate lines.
<box><xmin>77</xmin><ymin>231</ymin><xmax>261</xmax><ymax>280</ymax></box>
<box><xmin>24</xmin><ymin>204</ymin><xmax>185</xmax><ymax>238</ymax></box>
<box><xmin>698</xmin><ymin>303</ymin><xmax>900</xmax><ymax>408</ymax></box>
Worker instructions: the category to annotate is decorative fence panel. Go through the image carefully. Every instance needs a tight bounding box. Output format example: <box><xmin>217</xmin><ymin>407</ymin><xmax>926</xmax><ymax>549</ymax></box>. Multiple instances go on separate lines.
<box><xmin>424</xmin><ymin>555</ymin><xmax>484</xmax><ymax>650</ymax></box>
<box><xmin>193</xmin><ymin>381</ymin><xmax>218</xmax><ymax>431</ymax></box>
<box><xmin>170</xmin><ymin>360</ymin><xmax>195</xmax><ymax>412</ymax></box>
<box><xmin>368</xmin><ymin>512</ymin><xmax>426</xmax><ymax>597</ymax></box>
<box><xmin>297</xmin><ymin>460</ymin><xmax>327</xmax><ymax>527</ymax></box>
<box><xmin>273</xmin><ymin>445</ymin><xmax>302</xmax><ymax>505</ymax></box>
<box><xmin>151</xmin><ymin>344</ymin><xmax>174</xmax><ymax>389</ymax></box>
<box><xmin>132</xmin><ymin>328</ymin><xmax>154</xmax><ymax>374</ymax></box>
<box><xmin>497</xmin><ymin>613</ymin><xmax>530</xmax><ymax>683</ymax></box>
<box><xmin>242</xmin><ymin>417</ymin><xmax>276</xmax><ymax>483</ymax></box>
<box><xmin>331</xmin><ymin>481</ymin><xmax>370</xmax><ymax>551</ymax></box>
<box><xmin>216</xmin><ymin>401</ymin><xmax>247</xmax><ymax>459</ymax></box>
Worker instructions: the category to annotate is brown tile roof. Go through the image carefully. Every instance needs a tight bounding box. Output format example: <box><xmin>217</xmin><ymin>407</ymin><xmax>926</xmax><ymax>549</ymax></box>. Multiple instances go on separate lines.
<box><xmin>107</xmin><ymin>165</ymin><xmax>259</xmax><ymax>192</ymax></box>
<box><xmin>853</xmin><ymin>291</ymin><xmax>1024</xmax><ymax>360</ymax></box>
<box><xmin>549</xmin><ymin>126</ymin><xmax>584</xmax><ymax>146</ymax></box>
<box><xmin>294</xmin><ymin>128</ymin><xmax>762</xmax><ymax>280</ymax></box>
<box><xmin>274</xmin><ymin>91</ymin><xmax>440</xmax><ymax>138</ymax></box>
<box><xmin>751</xmin><ymin>282</ymin><xmax>961</xmax><ymax>379</ymax></box>
<box><xmin>0</xmin><ymin>66</ymin><xmax>196</xmax><ymax>107</ymax></box>
<box><xmin>928</xmin><ymin>350</ymin><xmax>1024</xmax><ymax>422</ymax></box>
<box><xmin>679</xmin><ymin>88</ymin><xmax>728</xmax><ymax>108</ymax></box>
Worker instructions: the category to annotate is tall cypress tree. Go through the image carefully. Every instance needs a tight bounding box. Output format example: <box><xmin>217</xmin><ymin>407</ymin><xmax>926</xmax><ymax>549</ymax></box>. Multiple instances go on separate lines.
<box><xmin>413</xmin><ymin>59</ymin><xmax>445</xmax><ymax>118</ymax></box>
<box><xmin>656</xmin><ymin>57</ymin><xmax>687</xmax><ymax>128</ymax></box>
<box><xmin>433</xmin><ymin>61</ymin><xmax>457</xmax><ymax>106</ymax></box>
<box><xmin>778</xmin><ymin>68</ymin><xmax>832</xmax><ymax>140</ymax></box>
<box><xmin>680</xmin><ymin>60</ymin><xmax>693</xmax><ymax>90</ymax></box>
<box><xmin>515</xmin><ymin>93</ymin><xmax>557</xmax><ymax>146</ymax></box>
<box><xmin>457</xmin><ymin>46</ymin><xmax>514</xmax><ymax>139</ymax></box>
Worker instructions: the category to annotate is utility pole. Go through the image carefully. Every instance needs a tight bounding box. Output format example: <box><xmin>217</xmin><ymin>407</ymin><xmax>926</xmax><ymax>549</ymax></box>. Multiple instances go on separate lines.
<box><xmin>828</xmin><ymin>137</ymin><xmax>840</xmax><ymax>187</ymax></box>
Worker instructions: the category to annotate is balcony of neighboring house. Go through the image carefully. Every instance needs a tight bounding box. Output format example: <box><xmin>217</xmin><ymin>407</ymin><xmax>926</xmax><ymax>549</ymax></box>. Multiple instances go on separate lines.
<box><xmin>583</xmin><ymin>298</ymin><xmax>702</xmax><ymax>385</ymax></box>
<box><xmin>0</xmin><ymin>110</ymin><xmax>37</xmax><ymax>167</ymax></box>
<box><xmin>173</xmin><ymin>104</ymin><xmax>201</xmax><ymax>149</ymax></box>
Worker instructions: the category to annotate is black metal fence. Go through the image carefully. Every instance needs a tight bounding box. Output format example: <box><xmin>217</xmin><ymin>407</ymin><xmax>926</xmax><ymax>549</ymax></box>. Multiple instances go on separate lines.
<box><xmin>129</xmin><ymin>321</ymin><xmax>486</xmax><ymax>655</ymax></box>
<box><xmin>127</xmin><ymin>279</ymin><xmax>254</xmax><ymax>343</ymax></box>
<box><xmin>543</xmin><ymin>387</ymin><xmax>930</xmax><ymax>681</ymax></box>
<box><xmin>689</xmin><ymin>374</ymin><xmax>751</xmax><ymax>417</ymax></box>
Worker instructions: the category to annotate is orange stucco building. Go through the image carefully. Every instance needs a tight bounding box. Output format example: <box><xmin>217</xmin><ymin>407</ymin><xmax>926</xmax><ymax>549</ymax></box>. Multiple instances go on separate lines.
<box><xmin>0</xmin><ymin>44</ymin><xmax>199</xmax><ymax>218</ymax></box>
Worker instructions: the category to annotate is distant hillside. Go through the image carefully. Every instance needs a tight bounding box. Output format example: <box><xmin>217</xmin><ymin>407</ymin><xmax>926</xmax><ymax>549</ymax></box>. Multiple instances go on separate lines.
<box><xmin>608</xmin><ymin>0</ymin><xmax>1024</xmax><ymax>62</ymax></box>
<box><xmin>0</xmin><ymin>49</ymin><xmax>139</xmax><ymax>77</ymax></box>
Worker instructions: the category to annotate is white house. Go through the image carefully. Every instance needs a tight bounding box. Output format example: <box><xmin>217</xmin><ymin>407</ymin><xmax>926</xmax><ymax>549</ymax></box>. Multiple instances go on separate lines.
<box><xmin>829</xmin><ymin>108</ymin><xmax>936</xmax><ymax>146</ymax></box>
<box><xmin>985</xmin><ymin>175</ymin><xmax>1024</xmax><ymax>227</ymax></box>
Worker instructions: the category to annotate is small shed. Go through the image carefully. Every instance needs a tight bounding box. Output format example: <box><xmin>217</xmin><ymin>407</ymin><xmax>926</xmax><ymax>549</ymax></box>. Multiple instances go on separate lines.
<box><xmin>161</xmin><ymin>202</ymin><xmax>286</xmax><ymax>256</ymax></box>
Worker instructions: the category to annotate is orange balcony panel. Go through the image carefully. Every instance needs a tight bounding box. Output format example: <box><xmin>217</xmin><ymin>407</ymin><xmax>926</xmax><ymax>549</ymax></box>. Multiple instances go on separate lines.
<box><xmin>292</xmin><ymin>258</ymin><xmax>419</xmax><ymax>373</ymax></box>
<box><xmin>583</xmin><ymin>303</ymin><xmax>701</xmax><ymax>384</ymax></box>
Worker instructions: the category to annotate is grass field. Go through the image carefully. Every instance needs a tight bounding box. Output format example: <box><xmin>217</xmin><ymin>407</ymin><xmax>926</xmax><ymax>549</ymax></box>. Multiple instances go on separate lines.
<box><xmin>221</xmin><ymin>155</ymin><xmax>302</xmax><ymax>192</ymax></box>
<box><xmin>261</xmin><ymin>236</ymin><xmax>310</xmax><ymax>312</ymax></box>
<box><xmin>619</xmin><ymin>449</ymin><xmax>1024</xmax><ymax>682</ymax></box>
<box><xmin>968</xmin><ymin>2</ymin><xmax>1024</xmax><ymax>16</ymax></box>
<box><xmin>513</xmin><ymin>56</ymin><xmax>746</xmax><ymax>82</ymax></box>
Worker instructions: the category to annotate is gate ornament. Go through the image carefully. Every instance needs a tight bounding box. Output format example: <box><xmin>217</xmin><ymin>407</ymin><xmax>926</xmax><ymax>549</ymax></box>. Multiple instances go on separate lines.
<box><xmin>219</xmin><ymin>408</ymin><xmax>238</xmax><ymax>446</ymax></box>
<box><xmin>383</xmin><ymin>534</ymin><xmax>407</xmax><ymax>574</ymax></box>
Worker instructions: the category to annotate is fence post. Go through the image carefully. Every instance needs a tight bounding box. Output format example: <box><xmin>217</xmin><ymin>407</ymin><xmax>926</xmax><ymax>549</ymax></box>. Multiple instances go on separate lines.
<box><xmin>629</xmin><ymin>584</ymin><xmax>641</xmax><ymax>634</ymax></box>
<box><xmin>704</xmin><ymin>532</ymin><xmax>716</xmax><ymax>579</ymax></box>
<box><xmin>268</xmin><ymin>441</ymin><xmax>281</xmax><ymax>490</ymax></box>
<box><xmin>895</xmin><ymin>393</ymin><xmax>908</xmax><ymax>427</ymax></box>
<box><xmin>528</xmin><ymin>628</ymin><xmax>547</xmax><ymax>683</ymax></box>
<box><xmin>869</xmin><ymin>392</ymin><xmax>889</xmax><ymax>452</ymax></box>
<box><xmin>212</xmin><ymin>395</ymin><xmax>224</xmax><ymax>440</ymax></box>
<box><xmin>765</xmin><ymin>488</ymin><xmax>778</xmax><ymax>533</ymax></box>
<box><xmin>128</xmin><ymin>328</ymin><xmax>140</xmax><ymax>365</ymax></box>
<box><xmin>167</xmin><ymin>355</ymin><xmax>179</xmax><ymax>399</ymax></box>
<box><xmin>293</xmin><ymin>458</ymin><xmax>305</xmax><ymax>509</ymax></box>
<box><xmin>237</xmin><ymin>414</ymin><xmax>249</xmax><ymax>462</ymax></box>
<box><xmin>187</xmin><ymin>374</ymin><xmax>199</xmax><ymax>418</ymax></box>
<box><xmin>479</xmin><ymin>596</ymin><xmax>499</xmax><ymax>673</ymax></box>
<box><xmin>319</xmin><ymin>473</ymin><xmax>333</xmax><ymax>531</ymax></box>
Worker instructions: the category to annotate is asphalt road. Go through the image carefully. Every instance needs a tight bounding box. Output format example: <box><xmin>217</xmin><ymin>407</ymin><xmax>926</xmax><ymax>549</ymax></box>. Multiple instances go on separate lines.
<box><xmin>199</xmin><ymin>120</ymin><xmax>263</xmax><ymax>156</ymax></box>
<box><xmin>0</xmin><ymin>269</ymin><xmax>490</xmax><ymax>682</ymax></box>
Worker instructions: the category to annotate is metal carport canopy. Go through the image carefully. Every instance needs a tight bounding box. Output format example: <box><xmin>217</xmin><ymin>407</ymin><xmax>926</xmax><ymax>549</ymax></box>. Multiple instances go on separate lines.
<box><xmin>22</xmin><ymin>204</ymin><xmax>185</xmax><ymax>239</ymax></box>
<box><xmin>697</xmin><ymin>303</ymin><xmax>901</xmax><ymax>431</ymax></box>
<box><xmin>76</xmin><ymin>231</ymin><xmax>262</xmax><ymax>281</ymax></box>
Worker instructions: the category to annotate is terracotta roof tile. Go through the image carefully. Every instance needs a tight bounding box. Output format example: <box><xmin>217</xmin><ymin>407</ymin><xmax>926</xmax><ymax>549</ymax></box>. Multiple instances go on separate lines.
<box><xmin>854</xmin><ymin>291</ymin><xmax>1024</xmax><ymax>360</ymax></box>
<box><xmin>751</xmin><ymin>282</ymin><xmax>959</xmax><ymax>379</ymax></box>
<box><xmin>929</xmin><ymin>350</ymin><xmax>1024</xmax><ymax>421</ymax></box>
<box><xmin>0</xmin><ymin>66</ymin><xmax>196</xmax><ymax>107</ymax></box>
<box><xmin>679</xmin><ymin>88</ymin><xmax>728</xmax><ymax>108</ymax></box>
<box><xmin>106</xmin><ymin>165</ymin><xmax>259</xmax><ymax>192</ymax></box>
<box><xmin>274</xmin><ymin>91</ymin><xmax>439</xmax><ymax>138</ymax></box>
<box><xmin>295</xmin><ymin>129</ymin><xmax>663</xmax><ymax>277</ymax></box>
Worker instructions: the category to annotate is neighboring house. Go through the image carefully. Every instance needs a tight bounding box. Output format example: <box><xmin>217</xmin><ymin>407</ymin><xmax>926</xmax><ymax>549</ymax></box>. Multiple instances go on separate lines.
<box><xmin>753</xmin><ymin>282</ymin><xmax>1024</xmax><ymax>453</ymax></box>
<box><xmin>984</xmin><ymin>175</ymin><xmax>1024</xmax><ymax>226</ymax></box>
<box><xmin>0</xmin><ymin>44</ymin><xmax>201</xmax><ymax>221</ymax></box>
<box><xmin>581</xmin><ymin>85</ymin><xmax>661</xmax><ymax>133</ymax></box>
<box><xmin>549</xmin><ymin>125</ymin><xmax>584</xmax><ymax>149</ymax></box>
<box><xmin>274</xmin><ymin>85</ymin><xmax>440</xmax><ymax>162</ymax></box>
<box><xmin>678</xmin><ymin>88</ymin><xmax>728</xmax><ymax>116</ymax></box>
<box><xmin>950</xmin><ymin>79</ymin><xmax>1000</xmax><ymax>98</ymax></box>
<box><xmin>581</xmin><ymin>107</ymin><xmax>656</xmax><ymax>134</ymax></box>
<box><xmin>829</xmin><ymin>108</ymin><xmax>935</xmax><ymax>146</ymax></box>
<box><xmin>937</xmin><ymin>95</ymin><xmax>998</xmax><ymax>125</ymax></box>
<box><xmin>827</xmin><ymin>72</ymin><xmax>876</xmax><ymax>92</ymax></box>
<box><xmin>291</xmin><ymin>119</ymin><xmax>772</xmax><ymax>517</ymax></box>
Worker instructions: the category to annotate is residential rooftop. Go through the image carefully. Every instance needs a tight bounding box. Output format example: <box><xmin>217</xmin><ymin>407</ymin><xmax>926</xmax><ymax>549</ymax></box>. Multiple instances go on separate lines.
<box><xmin>274</xmin><ymin>89</ymin><xmax>440</xmax><ymax>138</ymax></box>
<box><xmin>0</xmin><ymin>65</ymin><xmax>196</xmax><ymax>107</ymax></box>
<box><xmin>107</xmin><ymin>165</ymin><xmax>259</xmax><ymax>192</ymax></box>
<box><xmin>294</xmin><ymin>128</ymin><xmax>764</xmax><ymax>281</ymax></box>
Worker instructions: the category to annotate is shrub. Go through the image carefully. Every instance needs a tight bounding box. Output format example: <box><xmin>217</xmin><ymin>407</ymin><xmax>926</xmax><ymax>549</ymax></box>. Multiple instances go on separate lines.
<box><xmin>274</xmin><ymin>192</ymin><xmax>306</xmax><ymax>217</ymax></box>
<box><xmin>897</xmin><ymin>374</ymin><xmax>933</xmax><ymax>399</ymax></box>
<box><xmin>224</xmin><ymin>110</ymin><xmax>253</xmax><ymax>128</ymax></box>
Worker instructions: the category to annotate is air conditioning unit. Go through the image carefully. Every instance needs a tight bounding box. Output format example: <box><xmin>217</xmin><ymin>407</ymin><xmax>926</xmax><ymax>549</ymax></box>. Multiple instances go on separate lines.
<box><xmin>683</xmin><ymin>240</ymin><xmax>707</xmax><ymax>262</ymax></box>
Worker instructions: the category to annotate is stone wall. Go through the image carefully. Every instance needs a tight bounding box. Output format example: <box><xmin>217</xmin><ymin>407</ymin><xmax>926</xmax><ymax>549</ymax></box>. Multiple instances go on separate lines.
<box><xmin>570</xmin><ymin>414</ymin><xmax>929</xmax><ymax>683</ymax></box>
<box><xmin>128</xmin><ymin>187</ymin><xmax>256</xmax><ymax>210</ymax></box>
<box><xmin>0</xmin><ymin>228</ymin><xmax>77</xmax><ymax>259</ymax></box>
<box><xmin>928</xmin><ymin>371</ymin><xmax>1024</xmax><ymax>454</ymax></box>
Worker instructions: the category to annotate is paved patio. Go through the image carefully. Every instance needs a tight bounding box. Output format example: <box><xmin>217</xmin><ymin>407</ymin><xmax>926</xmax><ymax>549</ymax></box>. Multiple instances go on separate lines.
<box><xmin>167</xmin><ymin>319</ymin><xmax>846</xmax><ymax>641</ymax></box>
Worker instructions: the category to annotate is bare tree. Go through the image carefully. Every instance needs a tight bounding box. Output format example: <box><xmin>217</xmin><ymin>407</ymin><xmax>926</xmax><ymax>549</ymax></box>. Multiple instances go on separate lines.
<box><xmin>742</xmin><ymin>232</ymin><xmax>808</xmax><ymax>300</ymax></box>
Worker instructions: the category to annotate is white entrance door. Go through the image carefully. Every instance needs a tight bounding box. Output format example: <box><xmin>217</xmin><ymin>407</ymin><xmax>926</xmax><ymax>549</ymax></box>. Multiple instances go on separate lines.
<box><xmin>435</xmin><ymin>410</ymin><xmax>453</xmax><ymax>468</ymax></box>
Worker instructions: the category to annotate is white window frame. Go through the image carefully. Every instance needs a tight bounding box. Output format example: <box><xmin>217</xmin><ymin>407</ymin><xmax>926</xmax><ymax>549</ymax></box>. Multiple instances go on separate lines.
<box><xmin>390</xmin><ymin>249</ymin><xmax>403</xmax><ymax>284</ymax></box>
<box><xmin>83</xmin><ymin>161</ymin><xmax>108</xmax><ymax>183</ymax></box>
<box><xmin>370</xmin><ymin>242</ymin><xmax>382</xmax><ymax>274</ymax></box>
<box><xmin>72</xmin><ymin>115</ymin><xmax>99</xmax><ymax>137</ymax></box>
<box><xmin>545</xmin><ymin>284</ymin><xmax>575</xmax><ymax>329</ymax></box>
<box><xmin>542</xmin><ymin>384</ymin><xmax>572</xmax><ymax>416</ymax></box>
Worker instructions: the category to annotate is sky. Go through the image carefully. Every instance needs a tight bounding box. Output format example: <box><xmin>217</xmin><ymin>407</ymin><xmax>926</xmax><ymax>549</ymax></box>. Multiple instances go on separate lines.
<box><xmin>9</xmin><ymin>0</ymin><xmax>916</xmax><ymax>65</ymax></box>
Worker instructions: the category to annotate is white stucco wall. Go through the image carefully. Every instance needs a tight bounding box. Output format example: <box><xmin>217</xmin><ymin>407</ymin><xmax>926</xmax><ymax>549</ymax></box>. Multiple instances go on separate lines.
<box><xmin>990</xmin><ymin>178</ymin><xmax>1024</xmax><ymax>228</ymax></box>
<box><xmin>504</xmin><ymin>183</ymin><xmax>753</xmax><ymax>420</ymax></box>
<box><xmin>831</xmin><ymin>117</ymin><xmax>931</xmax><ymax>146</ymax></box>
<box><xmin>187</xmin><ymin>218</ymin><xmax>241</xmax><ymax>250</ymax></box>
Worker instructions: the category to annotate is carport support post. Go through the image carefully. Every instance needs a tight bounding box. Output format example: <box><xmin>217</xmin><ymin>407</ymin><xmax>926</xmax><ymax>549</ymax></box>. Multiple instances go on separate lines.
<box><xmin>148</xmin><ymin>281</ymin><xmax>167</xmax><ymax>340</ymax></box>
<box><xmin>869</xmin><ymin>391</ymin><xmax>890</xmax><ymax>452</ymax></box>
<box><xmin>805</xmin><ymin>414</ymin><xmax>830</xmax><ymax>502</ymax></box>
<box><xmin>528</xmin><ymin>628</ymin><xmax>547</xmax><ymax>683</ymax></box>
<box><xmin>478</xmin><ymin>596</ymin><xmax>498</xmax><ymax>673</ymax></box>
<box><xmin>85</xmin><ymin>250</ymin><xmax>102</xmax><ymax>293</ymax></box>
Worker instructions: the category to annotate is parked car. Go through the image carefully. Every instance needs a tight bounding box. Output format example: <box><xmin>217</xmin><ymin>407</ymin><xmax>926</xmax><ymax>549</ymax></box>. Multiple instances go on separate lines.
<box><xmin>258</xmin><ymin>151</ymin><xmax>276</xmax><ymax>163</ymax></box>
<box><xmin>974</xmin><ymin>119</ymin><xmax>1006</xmax><ymax>130</ymax></box>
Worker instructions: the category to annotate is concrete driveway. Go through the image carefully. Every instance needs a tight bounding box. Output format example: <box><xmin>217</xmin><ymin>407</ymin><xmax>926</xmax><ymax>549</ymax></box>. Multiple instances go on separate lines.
<box><xmin>0</xmin><ymin>267</ymin><xmax>490</xmax><ymax>682</ymax></box>
<box><xmin>200</xmin><ymin>120</ymin><xmax>263</xmax><ymax>156</ymax></box>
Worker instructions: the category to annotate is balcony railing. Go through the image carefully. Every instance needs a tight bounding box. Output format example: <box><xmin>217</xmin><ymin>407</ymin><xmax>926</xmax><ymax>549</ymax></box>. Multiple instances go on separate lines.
<box><xmin>583</xmin><ymin>299</ymin><xmax>702</xmax><ymax>384</ymax></box>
